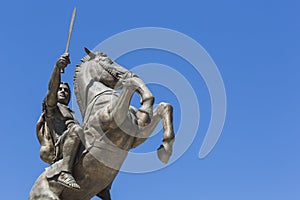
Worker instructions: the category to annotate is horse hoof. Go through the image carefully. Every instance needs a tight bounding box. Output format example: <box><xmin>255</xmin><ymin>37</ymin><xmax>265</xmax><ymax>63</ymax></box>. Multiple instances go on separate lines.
<box><xmin>157</xmin><ymin>144</ymin><xmax>172</xmax><ymax>163</ymax></box>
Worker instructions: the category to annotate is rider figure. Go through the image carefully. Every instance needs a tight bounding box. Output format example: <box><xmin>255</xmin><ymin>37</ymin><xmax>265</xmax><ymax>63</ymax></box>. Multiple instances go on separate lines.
<box><xmin>36</xmin><ymin>53</ymin><xmax>81</xmax><ymax>190</ymax></box>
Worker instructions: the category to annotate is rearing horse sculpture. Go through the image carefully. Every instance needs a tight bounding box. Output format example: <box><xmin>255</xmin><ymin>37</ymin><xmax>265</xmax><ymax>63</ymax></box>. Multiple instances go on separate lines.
<box><xmin>29</xmin><ymin>48</ymin><xmax>175</xmax><ymax>200</ymax></box>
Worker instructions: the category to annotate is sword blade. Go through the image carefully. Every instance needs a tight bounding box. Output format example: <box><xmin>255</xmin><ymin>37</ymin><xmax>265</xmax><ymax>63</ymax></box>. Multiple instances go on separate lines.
<box><xmin>65</xmin><ymin>7</ymin><xmax>76</xmax><ymax>53</ymax></box>
<box><xmin>61</xmin><ymin>7</ymin><xmax>76</xmax><ymax>73</ymax></box>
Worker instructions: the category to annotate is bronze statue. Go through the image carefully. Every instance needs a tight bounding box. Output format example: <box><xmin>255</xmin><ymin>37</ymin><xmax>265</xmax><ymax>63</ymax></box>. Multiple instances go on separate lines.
<box><xmin>29</xmin><ymin>48</ymin><xmax>175</xmax><ymax>200</ymax></box>
<box><xmin>29</xmin><ymin>7</ymin><xmax>175</xmax><ymax>200</ymax></box>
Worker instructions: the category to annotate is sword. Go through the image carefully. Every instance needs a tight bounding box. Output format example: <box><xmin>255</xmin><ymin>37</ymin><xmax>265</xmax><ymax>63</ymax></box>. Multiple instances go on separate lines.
<box><xmin>61</xmin><ymin>7</ymin><xmax>76</xmax><ymax>73</ymax></box>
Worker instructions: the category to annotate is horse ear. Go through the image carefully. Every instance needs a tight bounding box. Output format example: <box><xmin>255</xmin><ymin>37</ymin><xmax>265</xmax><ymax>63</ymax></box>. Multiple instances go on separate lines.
<box><xmin>84</xmin><ymin>47</ymin><xmax>96</xmax><ymax>59</ymax></box>
<box><xmin>84</xmin><ymin>47</ymin><xmax>92</xmax><ymax>55</ymax></box>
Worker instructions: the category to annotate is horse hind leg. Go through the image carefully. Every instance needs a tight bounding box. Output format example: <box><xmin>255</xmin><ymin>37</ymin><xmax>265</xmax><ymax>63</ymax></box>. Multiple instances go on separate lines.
<box><xmin>29</xmin><ymin>173</ymin><xmax>61</xmax><ymax>200</ymax></box>
<box><xmin>96</xmin><ymin>186</ymin><xmax>111</xmax><ymax>200</ymax></box>
<box><xmin>132</xmin><ymin>102</ymin><xmax>175</xmax><ymax>163</ymax></box>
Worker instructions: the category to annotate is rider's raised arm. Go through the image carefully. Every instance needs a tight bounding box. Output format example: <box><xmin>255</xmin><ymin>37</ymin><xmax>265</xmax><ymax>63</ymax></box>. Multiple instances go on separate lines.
<box><xmin>46</xmin><ymin>53</ymin><xmax>70</xmax><ymax>108</ymax></box>
<box><xmin>46</xmin><ymin>64</ymin><xmax>61</xmax><ymax>108</ymax></box>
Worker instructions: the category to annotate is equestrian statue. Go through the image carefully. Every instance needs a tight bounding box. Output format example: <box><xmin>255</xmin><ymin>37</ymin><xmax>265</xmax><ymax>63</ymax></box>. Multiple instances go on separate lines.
<box><xmin>29</xmin><ymin>8</ymin><xmax>175</xmax><ymax>199</ymax></box>
<box><xmin>29</xmin><ymin>48</ymin><xmax>175</xmax><ymax>199</ymax></box>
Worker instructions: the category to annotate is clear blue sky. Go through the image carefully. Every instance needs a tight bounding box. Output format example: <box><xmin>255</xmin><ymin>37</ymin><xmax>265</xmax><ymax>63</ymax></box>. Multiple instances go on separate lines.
<box><xmin>1</xmin><ymin>0</ymin><xmax>300</xmax><ymax>199</ymax></box>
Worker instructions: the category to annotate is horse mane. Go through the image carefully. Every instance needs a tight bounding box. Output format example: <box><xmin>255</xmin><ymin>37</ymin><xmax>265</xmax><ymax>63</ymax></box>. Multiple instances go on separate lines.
<box><xmin>73</xmin><ymin>60</ymin><xmax>84</xmax><ymax>118</ymax></box>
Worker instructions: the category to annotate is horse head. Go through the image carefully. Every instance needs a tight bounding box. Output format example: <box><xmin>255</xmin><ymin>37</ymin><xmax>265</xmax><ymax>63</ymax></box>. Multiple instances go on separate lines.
<box><xmin>74</xmin><ymin>48</ymin><xmax>136</xmax><ymax>119</ymax></box>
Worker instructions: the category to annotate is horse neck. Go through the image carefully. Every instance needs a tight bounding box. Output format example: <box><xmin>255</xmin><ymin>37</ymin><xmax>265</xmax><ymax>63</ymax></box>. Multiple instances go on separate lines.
<box><xmin>74</xmin><ymin>61</ymin><xmax>112</xmax><ymax>118</ymax></box>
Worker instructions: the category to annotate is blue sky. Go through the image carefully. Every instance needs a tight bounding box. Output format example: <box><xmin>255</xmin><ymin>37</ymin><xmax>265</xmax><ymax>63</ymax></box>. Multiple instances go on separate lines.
<box><xmin>1</xmin><ymin>0</ymin><xmax>300</xmax><ymax>199</ymax></box>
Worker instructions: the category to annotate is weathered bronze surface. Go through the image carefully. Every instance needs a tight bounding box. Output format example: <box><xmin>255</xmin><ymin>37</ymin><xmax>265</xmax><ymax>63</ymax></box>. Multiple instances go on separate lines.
<box><xmin>29</xmin><ymin>48</ymin><xmax>175</xmax><ymax>199</ymax></box>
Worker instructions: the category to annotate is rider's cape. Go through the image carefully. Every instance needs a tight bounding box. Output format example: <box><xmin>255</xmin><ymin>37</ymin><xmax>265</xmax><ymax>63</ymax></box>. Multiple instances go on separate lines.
<box><xmin>36</xmin><ymin>111</ymin><xmax>56</xmax><ymax>164</ymax></box>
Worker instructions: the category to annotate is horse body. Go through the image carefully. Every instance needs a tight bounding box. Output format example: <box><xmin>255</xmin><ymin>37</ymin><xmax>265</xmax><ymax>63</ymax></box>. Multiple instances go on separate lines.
<box><xmin>29</xmin><ymin>48</ymin><xmax>175</xmax><ymax>200</ymax></box>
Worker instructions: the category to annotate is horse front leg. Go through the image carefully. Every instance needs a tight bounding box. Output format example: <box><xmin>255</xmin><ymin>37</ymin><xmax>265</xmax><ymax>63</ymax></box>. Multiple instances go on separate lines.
<box><xmin>132</xmin><ymin>102</ymin><xmax>175</xmax><ymax>163</ymax></box>
<box><xmin>109</xmin><ymin>77</ymin><xmax>154</xmax><ymax>129</ymax></box>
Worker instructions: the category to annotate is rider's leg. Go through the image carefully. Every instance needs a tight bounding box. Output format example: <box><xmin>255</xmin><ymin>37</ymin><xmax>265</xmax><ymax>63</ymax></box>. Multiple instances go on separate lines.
<box><xmin>58</xmin><ymin>124</ymin><xmax>82</xmax><ymax>189</ymax></box>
